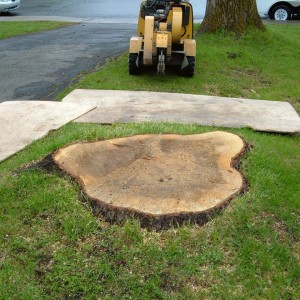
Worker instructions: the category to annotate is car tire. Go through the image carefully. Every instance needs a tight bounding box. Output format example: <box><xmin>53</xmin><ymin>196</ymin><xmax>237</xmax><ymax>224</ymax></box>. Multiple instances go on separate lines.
<box><xmin>271</xmin><ymin>5</ymin><xmax>292</xmax><ymax>20</ymax></box>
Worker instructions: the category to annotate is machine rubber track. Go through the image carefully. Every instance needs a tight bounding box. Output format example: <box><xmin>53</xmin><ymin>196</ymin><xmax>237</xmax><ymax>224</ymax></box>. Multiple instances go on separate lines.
<box><xmin>128</xmin><ymin>53</ymin><xmax>141</xmax><ymax>75</ymax></box>
<box><xmin>181</xmin><ymin>56</ymin><xmax>195</xmax><ymax>77</ymax></box>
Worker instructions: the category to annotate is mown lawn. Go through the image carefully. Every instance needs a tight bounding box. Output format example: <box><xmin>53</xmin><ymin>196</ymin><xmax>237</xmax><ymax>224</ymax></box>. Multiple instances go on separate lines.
<box><xmin>0</xmin><ymin>21</ymin><xmax>74</xmax><ymax>39</ymax></box>
<box><xmin>0</xmin><ymin>24</ymin><xmax>299</xmax><ymax>299</ymax></box>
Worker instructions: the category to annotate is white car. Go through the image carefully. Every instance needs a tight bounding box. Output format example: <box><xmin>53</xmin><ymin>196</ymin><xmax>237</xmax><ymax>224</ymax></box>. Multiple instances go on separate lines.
<box><xmin>0</xmin><ymin>0</ymin><xmax>20</xmax><ymax>13</ymax></box>
<box><xmin>256</xmin><ymin>0</ymin><xmax>300</xmax><ymax>20</ymax></box>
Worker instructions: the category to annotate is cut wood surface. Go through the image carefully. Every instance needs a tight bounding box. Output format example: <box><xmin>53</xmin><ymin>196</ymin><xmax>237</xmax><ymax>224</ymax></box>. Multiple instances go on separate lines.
<box><xmin>53</xmin><ymin>132</ymin><xmax>246</xmax><ymax>226</ymax></box>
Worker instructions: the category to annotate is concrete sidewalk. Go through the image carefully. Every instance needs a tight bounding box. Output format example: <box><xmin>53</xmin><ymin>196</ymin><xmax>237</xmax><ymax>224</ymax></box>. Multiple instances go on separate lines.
<box><xmin>0</xmin><ymin>101</ymin><xmax>95</xmax><ymax>162</ymax></box>
<box><xmin>63</xmin><ymin>89</ymin><xmax>300</xmax><ymax>134</ymax></box>
<box><xmin>0</xmin><ymin>90</ymin><xmax>299</xmax><ymax>163</ymax></box>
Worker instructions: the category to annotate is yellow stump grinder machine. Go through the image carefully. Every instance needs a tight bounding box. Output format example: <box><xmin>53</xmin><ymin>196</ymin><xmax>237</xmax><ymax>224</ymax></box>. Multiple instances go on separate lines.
<box><xmin>129</xmin><ymin>0</ymin><xmax>196</xmax><ymax>76</ymax></box>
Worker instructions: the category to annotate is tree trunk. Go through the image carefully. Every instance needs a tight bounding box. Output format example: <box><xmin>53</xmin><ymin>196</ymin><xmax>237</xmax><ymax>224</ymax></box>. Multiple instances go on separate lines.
<box><xmin>199</xmin><ymin>0</ymin><xmax>265</xmax><ymax>34</ymax></box>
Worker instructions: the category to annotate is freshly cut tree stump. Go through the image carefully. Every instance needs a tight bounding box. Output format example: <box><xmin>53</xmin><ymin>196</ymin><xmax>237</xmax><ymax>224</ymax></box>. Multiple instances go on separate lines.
<box><xmin>53</xmin><ymin>132</ymin><xmax>246</xmax><ymax>229</ymax></box>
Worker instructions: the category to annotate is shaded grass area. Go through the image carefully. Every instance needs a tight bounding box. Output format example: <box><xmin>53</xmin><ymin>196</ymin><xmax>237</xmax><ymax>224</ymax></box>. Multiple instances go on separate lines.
<box><xmin>61</xmin><ymin>25</ymin><xmax>300</xmax><ymax>113</ymax></box>
<box><xmin>0</xmin><ymin>21</ymin><xmax>74</xmax><ymax>39</ymax></box>
<box><xmin>0</xmin><ymin>123</ymin><xmax>299</xmax><ymax>299</ymax></box>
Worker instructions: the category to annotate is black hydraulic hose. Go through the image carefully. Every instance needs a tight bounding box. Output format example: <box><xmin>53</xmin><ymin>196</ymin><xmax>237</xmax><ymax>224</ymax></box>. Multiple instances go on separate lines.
<box><xmin>181</xmin><ymin>25</ymin><xmax>187</xmax><ymax>37</ymax></box>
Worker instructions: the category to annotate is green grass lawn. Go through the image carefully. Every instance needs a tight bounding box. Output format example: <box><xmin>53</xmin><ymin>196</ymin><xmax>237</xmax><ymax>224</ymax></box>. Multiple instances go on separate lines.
<box><xmin>0</xmin><ymin>24</ymin><xmax>299</xmax><ymax>299</ymax></box>
<box><xmin>0</xmin><ymin>124</ymin><xmax>299</xmax><ymax>299</ymax></box>
<box><xmin>0</xmin><ymin>21</ymin><xmax>74</xmax><ymax>39</ymax></box>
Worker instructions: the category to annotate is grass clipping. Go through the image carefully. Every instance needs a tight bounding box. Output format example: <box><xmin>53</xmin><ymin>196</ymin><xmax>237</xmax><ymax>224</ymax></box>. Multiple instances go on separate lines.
<box><xmin>53</xmin><ymin>131</ymin><xmax>247</xmax><ymax>229</ymax></box>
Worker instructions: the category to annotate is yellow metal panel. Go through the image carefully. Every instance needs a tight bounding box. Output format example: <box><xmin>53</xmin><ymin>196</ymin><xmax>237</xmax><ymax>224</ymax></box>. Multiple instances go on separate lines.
<box><xmin>137</xmin><ymin>1</ymin><xmax>146</xmax><ymax>36</ymax></box>
<box><xmin>181</xmin><ymin>3</ymin><xmax>194</xmax><ymax>40</ymax></box>
<box><xmin>153</xmin><ymin>32</ymin><xmax>157</xmax><ymax>54</ymax></box>
<box><xmin>159</xmin><ymin>22</ymin><xmax>167</xmax><ymax>31</ymax></box>
<box><xmin>183</xmin><ymin>39</ymin><xmax>196</xmax><ymax>56</ymax></box>
<box><xmin>167</xmin><ymin>32</ymin><xmax>172</xmax><ymax>57</ymax></box>
<box><xmin>144</xmin><ymin>16</ymin><xmax>154</xmax><ymax>65</ymax></box>
<box><xmin>172</xmin><ymin>7</ymin><xmax>183</xmax><ymax>43</ymax></box>
<box><xmin>129</xmin><ymin>37</ymin><xmax>143</xmax><ymax>53</ymax></box>
<box><xmin>137</xmin><ymin>17</ymin><xmax>145</xmax><ymax>36</ymax></box>
<box><xmin>156</xmin><ymin>32</ymin><xmax>168</xmax><ymax>48</ymax></box>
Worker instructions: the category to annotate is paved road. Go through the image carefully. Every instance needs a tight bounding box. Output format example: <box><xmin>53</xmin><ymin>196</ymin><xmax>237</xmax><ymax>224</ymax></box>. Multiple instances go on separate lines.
<box><xmin>2</xmin><ymin>0</ymin><xmax>206</xmax><ymax>21</ymax></box>
<box><xmin>0</xmin><ymin>23</ymin><xmax>135</xmax><ymax>102</ymax></box>
<box><xmin>0</xmin><ymin>0</ymin><xmax>143</xmax><ymax>102</ymax></box>
<box><xmin>16</xmin><ymin>0</ymin><xmax>141</xmax><ymax>21</ymax></box>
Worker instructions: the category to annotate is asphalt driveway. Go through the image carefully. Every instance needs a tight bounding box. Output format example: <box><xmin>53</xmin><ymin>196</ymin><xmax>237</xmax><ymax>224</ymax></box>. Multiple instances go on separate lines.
<box><xmin>0</xmin><ymin>23</ymin><xmax>135</xmax><ymax>102</ymax></box>
<box><xmin>0</xmin><ymin>0</ymin><xmax>140</xmax><ymax>102</ymax></box>
<box><xmin>2</xmin><ymin>0</ymin><xmax>205</xmax><ymax>21</ymax></box>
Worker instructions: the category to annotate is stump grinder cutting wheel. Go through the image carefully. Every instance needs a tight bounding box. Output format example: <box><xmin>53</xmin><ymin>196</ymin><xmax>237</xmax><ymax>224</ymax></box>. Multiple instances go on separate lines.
<box><xmin>129</xmin><ymin>0</ymin><xmax>196</xmax><ymax>76</ymax></box>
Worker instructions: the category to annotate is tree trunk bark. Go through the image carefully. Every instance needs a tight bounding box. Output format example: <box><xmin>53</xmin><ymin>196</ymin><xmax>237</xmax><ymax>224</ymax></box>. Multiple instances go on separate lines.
<box><xmin>199</xmin><ymin>0</ymin><xmax>265</xmax><ymax>34</ymax></box>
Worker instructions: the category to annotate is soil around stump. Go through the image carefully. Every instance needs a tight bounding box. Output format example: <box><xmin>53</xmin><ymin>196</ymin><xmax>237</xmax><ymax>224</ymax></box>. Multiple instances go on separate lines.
<box><xmin>53</xmin><ymin>132</ymin><xmax>247</xmax><ymax>228</ymax></box>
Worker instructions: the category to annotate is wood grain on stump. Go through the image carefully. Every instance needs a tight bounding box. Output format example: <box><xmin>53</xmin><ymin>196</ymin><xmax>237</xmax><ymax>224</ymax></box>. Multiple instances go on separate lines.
<box><xmin>53</xmin><ymin>132</ymin><xmax>246</xmax><ymax>227</ymax></box>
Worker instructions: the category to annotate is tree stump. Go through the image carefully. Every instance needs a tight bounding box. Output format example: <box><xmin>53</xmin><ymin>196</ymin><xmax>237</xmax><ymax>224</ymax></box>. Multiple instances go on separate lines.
<box><xmin>53</xmin><ymin>132</ymin><xmax>247</xmax><ymax>229</ymax></box>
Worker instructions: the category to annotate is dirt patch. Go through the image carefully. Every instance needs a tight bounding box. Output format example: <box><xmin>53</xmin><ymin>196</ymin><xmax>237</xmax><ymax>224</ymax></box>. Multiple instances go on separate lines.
<box><xmin>53</xmin><ymin>132</ymin><xmax>247</xmax><ymax>229</ymax></box>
